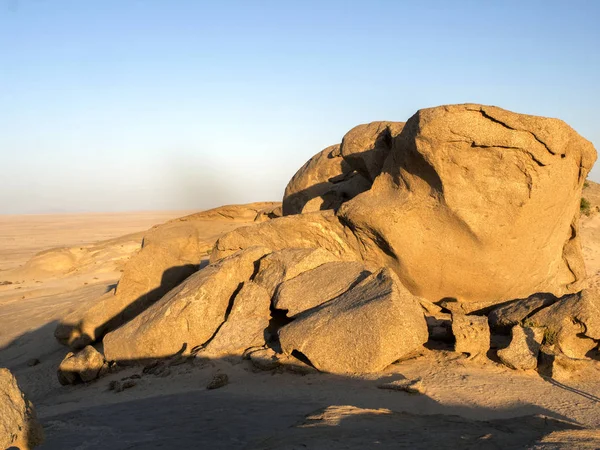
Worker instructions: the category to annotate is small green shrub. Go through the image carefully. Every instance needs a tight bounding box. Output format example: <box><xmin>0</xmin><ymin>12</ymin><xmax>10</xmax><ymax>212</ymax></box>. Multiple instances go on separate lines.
<box><xmin>544</xmin><ymin>327</ymin><xmax>558</xmax><ymax>345</ymax></box>
<box><xmin>522</xmin><ymin>318</ymin><xmax>535</xmax><ymax>328</ymax></box>
<box><xmin>581</xmin><ymin>197</ymin><xmax>592</xmax><ymax>216</ymax></box>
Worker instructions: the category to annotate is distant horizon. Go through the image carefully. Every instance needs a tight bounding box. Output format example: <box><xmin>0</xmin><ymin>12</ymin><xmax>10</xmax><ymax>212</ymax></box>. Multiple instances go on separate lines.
<box><xmin>2</xmin><ymin>0</ymin><xmax>599</xmax><ymax>214</ymax></box>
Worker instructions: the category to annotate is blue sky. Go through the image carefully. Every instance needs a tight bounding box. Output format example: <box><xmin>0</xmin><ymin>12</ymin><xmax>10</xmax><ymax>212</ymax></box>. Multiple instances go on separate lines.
<box><xmin>1</xmin><ymin>0</ymin><xmax>599</xmax><ymax>213</ymax></box>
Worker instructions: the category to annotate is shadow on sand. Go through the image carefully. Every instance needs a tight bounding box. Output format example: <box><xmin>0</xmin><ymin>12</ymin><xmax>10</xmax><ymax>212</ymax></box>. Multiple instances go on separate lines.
<box><xmin>2</xmin><ymin>319</ymin><xmax>600</xmax><ymax>450</ymax></box>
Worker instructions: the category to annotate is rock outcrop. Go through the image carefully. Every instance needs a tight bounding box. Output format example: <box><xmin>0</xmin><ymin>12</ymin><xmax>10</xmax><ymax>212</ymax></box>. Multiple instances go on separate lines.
<box><xmin>279</xmin><ymin>268</ymin><xmax>428</xmax><ymax>374</ymax></box>
<box><xmin>338</xmin><ymin>104</ymin><xmax>596</xmax><ymax>304</ymax></box>
<box><xmin>55</xmin><ymin>203</ymin><xmax>279</xmax><ymax>349</ymax></box>
<box><xmin>0</xmin><ymin>368</ymin><xmax>44</xmax><ymax>449</ymax></box>
<box><xmin>103</xmin><ymin>247</ymin><xmax>271</xmax><ymax>362</ymax></box>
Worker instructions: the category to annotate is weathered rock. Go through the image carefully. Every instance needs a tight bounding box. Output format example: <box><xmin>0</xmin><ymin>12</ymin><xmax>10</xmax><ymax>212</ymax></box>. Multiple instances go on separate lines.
<box><xmin>338</xmin><ymin>104</ymin><xmax>596</xmax><ymax>304</ymax></box>
<box><xmin>538</xmin><ymin>345</ymin><xmax>600</xmax><ymax>381</ymax></box>
<box><xmin>283</xmin><ymin>144</ymin><xmax>361</xmax><ymax>215</ymax></box>
<box><xmin>56</xmin><ymin>203</ymin><xmax>278</xmax><ymax>349</ymax></box>
<box><xmin>0</xmin><ymin>369</ymin><xmax>44</xmax><ymax>449</ymax></box>
<box><xmin>248</xmin><ymin>347</ymin><xmax>281</xmax><ymax>371</ymax></box>
<box><xmin>497</xmin><ymin>325</ymin><xmax>544</xmax><ymax>370</ymax></box>
<box><xmin>452</xmin><ymin>314</ymin><xmax>490</xmax><ymax>358</ymax></box>
<box><xmin>279</xmin><ymin>268</ymin><xmax>428</xmax><ymax>374</ymax></box>
<box><xmin>254</xmin><ymin>204</ymin><xmax>283</xmax><ymax>222</ymax></box>
<box><xmin>378</xmin><ymin>377</ymin><xmax>425</xmax><ymax>394</ymax></box>
<box><xmin>211</xmin><ymin>210</ymin><xmax>361</xmax><ymax>264</ymax></box>
<box><xmin>57</xmin><ymin>345</ymin><xmax>106</xmax><ymax>385</ymax></box>
<box><xmin>273</xmin><ymin>261</ymin><xmax>370</xmax><ymax>316</ymax></box>
<box><xmin>340</xmin><ymin>121</ymin><xmax>405</xmax><ymax>181</ymax></box>
<box><xmin>528</xmin><ymin>289</ymin><xmax>600</xmax><ymax>358</ymax></box>
<box><xmin>200</xmin><ymin>282</ymin><xmax>272</xmax><ymax>357</ymax></box>
<box><xmin>426</xmin><ymin>314</ymin><xmax>453</xmax><ymax>342</ymax></box>
<box><xmin>207</xmin><ymin>373</ymin><xmax>229</xmax><ymax>390</ymax></box>
<box><xmin>253</xmin><ymin>247</ymin><xmax>342</xmax><ymax>298</ymax></box>
<box><xmin>488</xmin><ymin>293</ymin><xmax>559</xmax><ymax>333</ymax></box>
<box><xmin>112</xmin><ymin>379</ymin><xmax>137</xmax><ymax>393</ymax></box>
<box><xmin>103</xmin><ymin>247</ymin><xmax>271</xmax><ymax>362</ymax></box>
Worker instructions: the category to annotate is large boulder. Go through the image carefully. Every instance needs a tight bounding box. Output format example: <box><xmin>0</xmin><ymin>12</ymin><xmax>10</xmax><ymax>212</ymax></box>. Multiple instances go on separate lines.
<box><xmin>0</xmin><ymin>368</ymin><xmax>44</xmax><ymax>449</ymax></box>
<box><xmin>338</xmin><ymin>104</ymin><xmax>596</xmax><ymax>304</ymax></box>
<box><xmin>273</xmin><ymin>261</ymin><xmax>370</xmax><ymax>316</ymax></box>
<box><xmin>340</xmin><ymin>121</ymin><xmax>405</xmax><ymax>181</ymax></box>
<box><xmin>103</xmin><ymin>246</ymin><xmax>271</xmax><ymax>362</ymax></box>
<box><xmin>278</xmin><ymin>268</ymin><xmax>428</xmax><ymax>374</ymax></box>
<box><xmin>55</xmin><ymin>203</ymin><xmax>278</xmax><ymax>349</ymax></box>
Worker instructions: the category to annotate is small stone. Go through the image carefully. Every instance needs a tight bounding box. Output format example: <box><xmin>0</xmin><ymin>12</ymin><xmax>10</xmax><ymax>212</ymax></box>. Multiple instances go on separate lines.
<box><xmin>452</xmin><ymin>313</ymin><xmax>490</xmax><ymax>358</ymax></box>
<box><xmin>497</xmin><ymin>325</ymin><xmax>544</xmax><ymax>370</ymax></box>
<box><xmin>114</xmin><ymin>379</ymin><xmax>136</xmax><ymax>393</ymax></box>
<box><xmin>27</xmin><ymin>358</ymin><xmax>40</xmax><ymax>367</ymax></box>
<box><xmin>57</xmin><ymin>346</ymin><xmax>106</xmax><ymax>385</ymax></box>
<box><xmin>249</xmin><ymin>348</ymin><xmax>281</xmax><ymax>371</ymax></box>
<box><xmin>206</xmin><ymin>373</ymin><xmax>229</xmax><ymax>390</ymax></box>
<box><xmin>378</xmin><ymin>378</ymin><xmax>426</xmax><ymax>394</ymax></box>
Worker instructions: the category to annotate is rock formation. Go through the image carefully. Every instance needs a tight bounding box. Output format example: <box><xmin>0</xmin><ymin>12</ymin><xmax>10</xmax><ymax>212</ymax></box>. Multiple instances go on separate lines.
<box><xmin>103</xmin><ymin>246</ymin><xmax>271</xmax><ymax>362</ymax></box>
<box><xmin>338</xmin><ymin>104</ymin><xmax>596</xmax><ymax>304</ymax></box>
<box><xmin>53</xmin><ymin>103</ymin><xmax>599</xmax><ymax>379</ymax></box>
<box><xmin>55</xmin><ymin>202</ymin><xmax>280</xmax><ymax>349</ymax></box>
<box><xmin>0</xmin><ymin>368</ymin><xmax>44</xmax><ymax>449</ymax></box>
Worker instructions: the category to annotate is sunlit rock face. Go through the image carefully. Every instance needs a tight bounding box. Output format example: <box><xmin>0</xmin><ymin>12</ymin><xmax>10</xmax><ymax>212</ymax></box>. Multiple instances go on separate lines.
<box><xmin>338</xmin><ymin>104</ymin><xmax>597</xmax><ymax>304</ymax></box>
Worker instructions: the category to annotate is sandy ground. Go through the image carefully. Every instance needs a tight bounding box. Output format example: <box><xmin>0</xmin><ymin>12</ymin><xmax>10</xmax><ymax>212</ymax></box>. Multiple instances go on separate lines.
<box><xmin>1</xmin><ymin>211</ymin><xmax>600</xmax><ymax>448</ymax></box>
<box><xmin>0</xmin><ymin>211</ymin><xmax>194</xmax><ymax>271</ymax></box>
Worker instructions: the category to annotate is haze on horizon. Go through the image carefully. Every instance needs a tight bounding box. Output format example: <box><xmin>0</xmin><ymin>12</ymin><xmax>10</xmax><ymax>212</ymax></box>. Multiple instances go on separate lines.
<box><xmin>1</xmin><ymin>0</ymin><xmax>599</xmax><ymax>214</ymax></box>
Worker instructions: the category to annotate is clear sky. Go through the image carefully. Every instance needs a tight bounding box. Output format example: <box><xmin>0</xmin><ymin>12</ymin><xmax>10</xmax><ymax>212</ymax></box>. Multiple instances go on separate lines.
<box><xmin>1</xmin><ymin>0</ymin><xmax>599</xmax><ymax>214</ymax></box>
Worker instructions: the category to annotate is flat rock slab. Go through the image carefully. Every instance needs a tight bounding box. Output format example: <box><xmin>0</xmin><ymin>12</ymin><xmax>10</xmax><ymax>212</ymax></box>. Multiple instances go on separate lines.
<box><xmin>254</xmin><ymin>247</ymin><xmax>341</xmax><ymax>297</ymax></box>
<box><xmin>488</xmin><ymin>293</ymin><xmax>559</xmax><ymax>333</ymax></box>
<box><xmin>201</xmin><ymin>282</ymin><xmax>272</xmax><ymax>357</ymax></box>
<box><xmin>273</xmin><ymin>261</ymin><xmax>370</xmax><ymax>316</ymax></box>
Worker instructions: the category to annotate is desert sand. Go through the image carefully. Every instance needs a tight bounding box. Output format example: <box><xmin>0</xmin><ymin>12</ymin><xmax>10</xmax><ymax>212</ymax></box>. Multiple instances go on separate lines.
<box><xmin>0</xmin><ymin>204</ymin><xmax>599</xmax><ymax>448</ymax></box>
